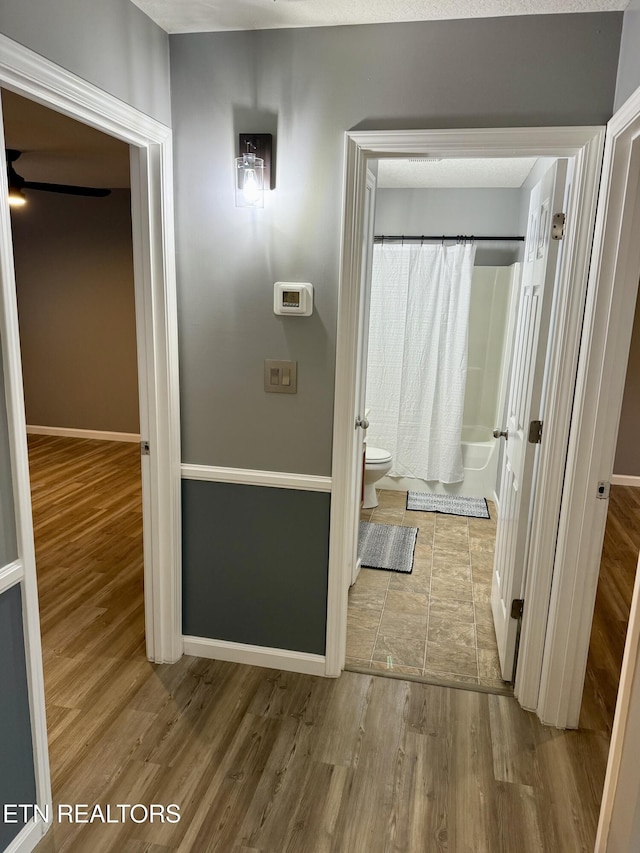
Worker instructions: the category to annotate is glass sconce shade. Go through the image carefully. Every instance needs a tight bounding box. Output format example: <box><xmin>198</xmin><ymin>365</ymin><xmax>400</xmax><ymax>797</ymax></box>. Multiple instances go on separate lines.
<box><xmin>235</xmin><ymin>152</ymin><xmax>265</xmax><ymax>208</ymax></box>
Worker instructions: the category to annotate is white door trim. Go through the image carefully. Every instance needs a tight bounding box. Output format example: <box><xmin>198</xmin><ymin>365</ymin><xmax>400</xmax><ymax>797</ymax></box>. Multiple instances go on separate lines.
<box><xmin>537</xmin><ymin>87</ymin><xmax>640</xmax><ymax>729</ymax></box>
<box><xmin>595</xmin><ymin>556</ymin><xmax>640</xmax><ymax>851</ymax></box>
<box><xmin>327</xmin><ymin>126</ymin><xmax>604</xmax><ymax>730</ymax></box>
<box><xmin>0</xmin><ymin>32</ymin><xmax>181</xmax><ymax>832</ymax></box>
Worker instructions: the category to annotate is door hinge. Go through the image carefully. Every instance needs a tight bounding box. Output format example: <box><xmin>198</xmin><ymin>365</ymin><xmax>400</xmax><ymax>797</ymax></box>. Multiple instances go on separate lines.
<box><xmin>551</xmin><ymin>212</ymin><xmax>566</xmax><ymax>240</ymax></box>
<box><xmin>511</xmin><ymin>599</ymin><xmax>524</xmax><ymax>620</ymax></box>
<box><xmin>596</xmin><ymin>481</ymin><xmax>610</xmax><ymax>500</ymax></box>
<box><xmin>528</xmin><ymin>420</ymin><xmax>543</xmax><ymax>444</ymax></box>
<box><xmin>140</xmin><ymin>440</ymin><xmax>150</xmax><ymax>456</ymax></box>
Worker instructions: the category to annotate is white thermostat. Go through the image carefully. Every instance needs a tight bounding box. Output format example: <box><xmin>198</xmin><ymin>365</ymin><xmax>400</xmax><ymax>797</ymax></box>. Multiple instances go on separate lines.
<box><xmin>274</xmin><ymin>282</ymin><xmax>314</xmax><ymax>316</ymax></box>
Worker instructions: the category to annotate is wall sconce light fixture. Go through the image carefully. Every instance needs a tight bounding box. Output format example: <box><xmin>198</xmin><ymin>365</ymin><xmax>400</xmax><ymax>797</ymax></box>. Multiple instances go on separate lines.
<box><xmin>235</xmin><ymin>133</ymin><xmax>272</xmax><ymax>208</ymax></box>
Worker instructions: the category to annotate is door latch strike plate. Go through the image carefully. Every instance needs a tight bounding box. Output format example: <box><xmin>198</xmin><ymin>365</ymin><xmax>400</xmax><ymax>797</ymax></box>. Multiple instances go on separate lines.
<box><xmin>552</xmin><ymin>212</ymin><xmax>566</xmax><ymax>240</ymax></box>
<box><xmin>140</xmin><ymin>440</ymin><xmax>150</xmax><ymax>456</ymax></box>
<box><xmin>596</xmin><ymin>481</ymin><xmax>610</xmax><ymax>500</ymax></box>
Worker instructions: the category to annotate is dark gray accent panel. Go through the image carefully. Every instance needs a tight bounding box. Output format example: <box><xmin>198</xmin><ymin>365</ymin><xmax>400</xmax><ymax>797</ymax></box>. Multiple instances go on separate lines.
<box><xmin>0</xmin><ymin>0</ymin><xmax>170</xmax><ymax>125</ymax></box>
<box><xmin>0</xmin><ymin>353</ymin><xmax>17</xmax><ymax>566</ymax></box>
<box><xmin>170</xmin><ymin>14</ymin><xmax>621</xmax><ymax>476</ymax></box>
<box><xmin>615</xmin><ymin>0</ymin><xmax>640</xmax><ymax>111</ymax></box>
<box><xmin>0</xmin><ymin>585</ymin><xmax>36</xmax><ymax>849</ymax></box>
<box><xmin>182</xmin><ymin>480</ymin><xmax>329</xmax><ymax>655</ymax></box>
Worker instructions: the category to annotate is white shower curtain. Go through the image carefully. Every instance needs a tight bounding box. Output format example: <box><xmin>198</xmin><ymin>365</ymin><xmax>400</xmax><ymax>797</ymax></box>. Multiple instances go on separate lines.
<box><xmin>366</xmin><ymin>241</ymin><xmax>476</xmax><ymax>483</ymax></box>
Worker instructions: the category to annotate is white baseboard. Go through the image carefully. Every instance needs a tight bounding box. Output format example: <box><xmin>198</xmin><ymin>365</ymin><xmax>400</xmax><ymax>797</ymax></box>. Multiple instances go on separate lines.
<box><xmin>26</xmin><ymin>425</ymin><xmax>140</xmax><ymax>443</ymax></box>
<box><xmin>611</xmin><ymin>474</ymin><xmax>640</xmax><ymax>487</ymax></box>
<box><xmin>5</xmin><ymin>817</ymin><xmax>48</xmax><ymax>853</ymax></box>
<box><xmin>183</xmin><ymin>635</ymin><xmax>327</xmax><ymax>676</ymax></box>
<box><xmin>181</xmin><ymin>463</ymin><xmax>332</xmax><ymax>493</ymax></box>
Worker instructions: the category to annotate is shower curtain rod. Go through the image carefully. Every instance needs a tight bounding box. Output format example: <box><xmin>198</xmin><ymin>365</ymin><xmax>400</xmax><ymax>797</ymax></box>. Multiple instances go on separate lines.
<box><xmin>374</xmin><ymin>234</ymin><xmax>525</xmax><ymax>243</ymax></box>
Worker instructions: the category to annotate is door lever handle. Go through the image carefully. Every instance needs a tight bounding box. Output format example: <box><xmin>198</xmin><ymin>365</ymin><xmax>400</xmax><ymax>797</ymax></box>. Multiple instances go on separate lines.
<box><xmin>493</xmin><ymin>428</ymin><xmax>508</xmax><ymax>440</ymax></box>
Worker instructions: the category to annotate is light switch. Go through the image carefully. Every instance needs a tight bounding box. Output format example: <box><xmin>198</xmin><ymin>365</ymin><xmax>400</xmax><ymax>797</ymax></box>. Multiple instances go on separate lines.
<box><xmin>264</xmin><ymin>359</ymin><xmax>297</xmax><ymax>394</ymax></box>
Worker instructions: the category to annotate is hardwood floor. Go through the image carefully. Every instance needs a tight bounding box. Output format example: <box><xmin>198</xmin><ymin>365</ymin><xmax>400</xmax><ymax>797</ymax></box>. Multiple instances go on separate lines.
<box><xmin>27</xmin><ymin>437</ymin><xmax>628</xmax><ymax>852</ymax></box>
<box><xmin>581</xmin><ymin>484</ymin><xmax>640</xmax><ymax>734</ymax></box>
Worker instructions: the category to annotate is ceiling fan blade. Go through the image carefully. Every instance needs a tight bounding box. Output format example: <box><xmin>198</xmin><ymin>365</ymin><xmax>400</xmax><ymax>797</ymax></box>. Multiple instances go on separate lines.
<box><xmin>22</xmin><ymin>179</ymin><xmax>111</xmax><ymax>197</ymax></box>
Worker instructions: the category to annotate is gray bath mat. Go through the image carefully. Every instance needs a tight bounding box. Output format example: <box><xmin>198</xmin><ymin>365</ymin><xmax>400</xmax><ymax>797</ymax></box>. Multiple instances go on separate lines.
<box><xmin>358</xmin><ymin>521</ymin><xmax>418</xmax><ymax>574</ymax></box>
<box><xmin>406</xmin><ymin>492</ymin><xmax>490</xmax><ymax>519</ymax></box>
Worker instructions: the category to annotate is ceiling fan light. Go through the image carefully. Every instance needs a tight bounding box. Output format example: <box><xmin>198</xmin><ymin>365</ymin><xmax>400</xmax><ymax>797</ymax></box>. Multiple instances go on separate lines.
<box><xmin>8</xmin><ymin>186</ymin><xmax>26</xmax><ymax>207</ymax></box>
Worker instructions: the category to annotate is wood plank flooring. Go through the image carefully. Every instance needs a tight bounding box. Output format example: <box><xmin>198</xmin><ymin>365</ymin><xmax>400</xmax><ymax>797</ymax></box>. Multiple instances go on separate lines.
<box><xmin>27</xmin><ymin>437</ymin><xmax>630</xmax><ymax>852</ymax></box>
<box><xmin>581</xmin><ymin>484</ymin><xmax>640</xmax><ymax>734</ymax></box>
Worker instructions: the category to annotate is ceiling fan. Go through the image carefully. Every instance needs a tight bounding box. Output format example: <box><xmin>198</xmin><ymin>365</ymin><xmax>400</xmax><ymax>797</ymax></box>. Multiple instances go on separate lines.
<box><xmin>6</xmin><ymin>149</ymin><xmax>111</xmax><ymax>207</ymax></box>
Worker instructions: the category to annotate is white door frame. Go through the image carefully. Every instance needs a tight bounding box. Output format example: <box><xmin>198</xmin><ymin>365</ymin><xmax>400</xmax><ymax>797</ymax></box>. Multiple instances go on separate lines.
<box><xmin>327</xmin><ymin>127</ymin><xmax>604</xmax><ymax>730</ymax></box>
<box><xmin>0</xmin><ymin>34</ymin><xmax>181</xmax><ymax>843</ymax></box>
<box><xmin>540</xmin><ymin>86</ymin><xmax>640</xmax><ymax>733</ymax></box>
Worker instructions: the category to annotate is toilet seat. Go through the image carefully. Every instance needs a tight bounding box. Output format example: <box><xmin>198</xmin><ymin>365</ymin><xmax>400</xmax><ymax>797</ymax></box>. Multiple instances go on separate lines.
<box><xmin>366</xmin><ymin>445</ymin><xmax>392</xmax><ymax>464</ymax></box>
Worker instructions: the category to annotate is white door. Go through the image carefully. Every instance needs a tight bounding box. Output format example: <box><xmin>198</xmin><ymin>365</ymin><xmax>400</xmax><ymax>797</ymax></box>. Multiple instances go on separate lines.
<box><xmin>491</xmin><ymin>159</ymin><xmax>567</xmax><ymax>681</ymax></box>
<box><xmin>349</xmin><ymin>169</ymin><xmax>377</xmax><ymax>587</ymax></box>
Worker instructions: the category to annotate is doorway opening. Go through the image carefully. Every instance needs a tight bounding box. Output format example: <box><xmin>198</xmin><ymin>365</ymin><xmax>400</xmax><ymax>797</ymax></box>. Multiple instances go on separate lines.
<box><xmin>0</xmin><ymin>37</ymin><xmax>181</xmax><ymax>830</ymax></box>
<box><xmin>2</xmin><ymin>85</ymin><xmax>149</xmax><ymax>804</ymax></box>
<box><xmin>581</xmin><ymin>290</ymin><xmax>640</xmax><ymax>735</ymax></box>
<box><xmin>327</xmin><ymin>127</ymin><xmax>605</xmax><ymax>729</ymax></box>
<box><xmin>344</xmin><ymin>154</ymin><xmax>565</xmax><ymax>692</ymax></box>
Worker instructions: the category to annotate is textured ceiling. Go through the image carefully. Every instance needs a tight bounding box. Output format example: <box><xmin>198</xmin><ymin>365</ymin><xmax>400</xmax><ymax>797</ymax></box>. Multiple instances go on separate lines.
<box><xmin>130</xmin><ymin>0</ymin><xmax>628</xmax><ymax>33</ymax></box>
<box><xmin>1</xmin><ymin>89</ymin><xmax>130</xmax><ymax>188</ymax></box>
<box><xmin>377</xmin><ymin>157</ymin><xmax>539</xmax><ymax>188</ymax></box>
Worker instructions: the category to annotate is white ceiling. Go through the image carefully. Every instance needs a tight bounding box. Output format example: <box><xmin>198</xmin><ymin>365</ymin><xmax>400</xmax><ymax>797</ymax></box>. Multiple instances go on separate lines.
<box><xmin>130</xmin><ymin>0</ymin><xmax>628</xmax><ymax>34</ymax></box>
<box><xmin>377</xmin><ymin>157</ymin><xmax>539</xmax><ymax>188</ymax></box>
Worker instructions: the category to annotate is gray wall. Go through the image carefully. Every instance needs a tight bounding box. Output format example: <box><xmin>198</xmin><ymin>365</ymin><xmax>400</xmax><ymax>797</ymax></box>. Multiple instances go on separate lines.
<box><xmin>171</xmin><ymin>13</ymin><xmax>621</xmax><ymax>477</ymax></box>
<box><xmin>0</xmin><ymin>585</ymin><xmax>36</xmax><ymax>850</ymax></box>
<box><xmin>614</xmin><ymin>288</ymin><xmax>640</xmax><ymax>476</ymax></box>
<box><xmin>374</xmin><ymin>187</ymin><xmax>525</xmax><ymax>265</ymax></box>
<box><xmin>11</xmin><ymin>190</ymin><xmax>140</xmax><ymax>435</ymax></box>
<box><xmin>171</xmin><ymin>12</ymin><xmax>621</xmax><ymax>650</ymax></box>
<box><xmin>0</xmin><ymin>0</ymin><xmax>170</xmax><ymax>125</ymax></box>
<box><xmin>614</xmin><ymin>0</ymin><xmax>640</xmax><ymax>111</ymax></box>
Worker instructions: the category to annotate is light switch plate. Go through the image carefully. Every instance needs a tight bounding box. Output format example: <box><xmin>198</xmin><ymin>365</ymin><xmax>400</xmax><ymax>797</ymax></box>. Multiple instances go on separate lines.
<box><xmin>264</xmin><ymin>359</ymin><xmax>297</xmax><ymax>394</ymax></box>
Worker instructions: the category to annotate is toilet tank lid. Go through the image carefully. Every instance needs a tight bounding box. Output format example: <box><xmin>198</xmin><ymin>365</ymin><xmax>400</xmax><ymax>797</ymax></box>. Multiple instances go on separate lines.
<box><xmin>366</xmin><ymin>446</ymin><xmax>391</xmax><ymax>463</ymax></box>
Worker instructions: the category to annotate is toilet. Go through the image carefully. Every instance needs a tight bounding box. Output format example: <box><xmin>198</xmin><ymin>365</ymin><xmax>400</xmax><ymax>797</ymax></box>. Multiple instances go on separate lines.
<box><xmin>363</xmin><ymin>445</ymin><xmax>392</xmax><ymax>509</ymax></box>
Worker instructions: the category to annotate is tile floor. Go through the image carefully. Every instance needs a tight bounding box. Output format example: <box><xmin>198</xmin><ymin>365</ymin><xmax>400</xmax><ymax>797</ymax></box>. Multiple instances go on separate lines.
<box><xmin>345</xmin><ymin>488</ymin><xmax>510</xmax><ymax>692</ymax></box>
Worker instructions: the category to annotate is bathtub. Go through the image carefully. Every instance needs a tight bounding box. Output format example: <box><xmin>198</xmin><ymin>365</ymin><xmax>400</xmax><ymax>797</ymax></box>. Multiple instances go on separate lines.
<box><xmin>378</xmin><ymin>425</ymin><xmax>499</xmax><ymax>501</ymax></box>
